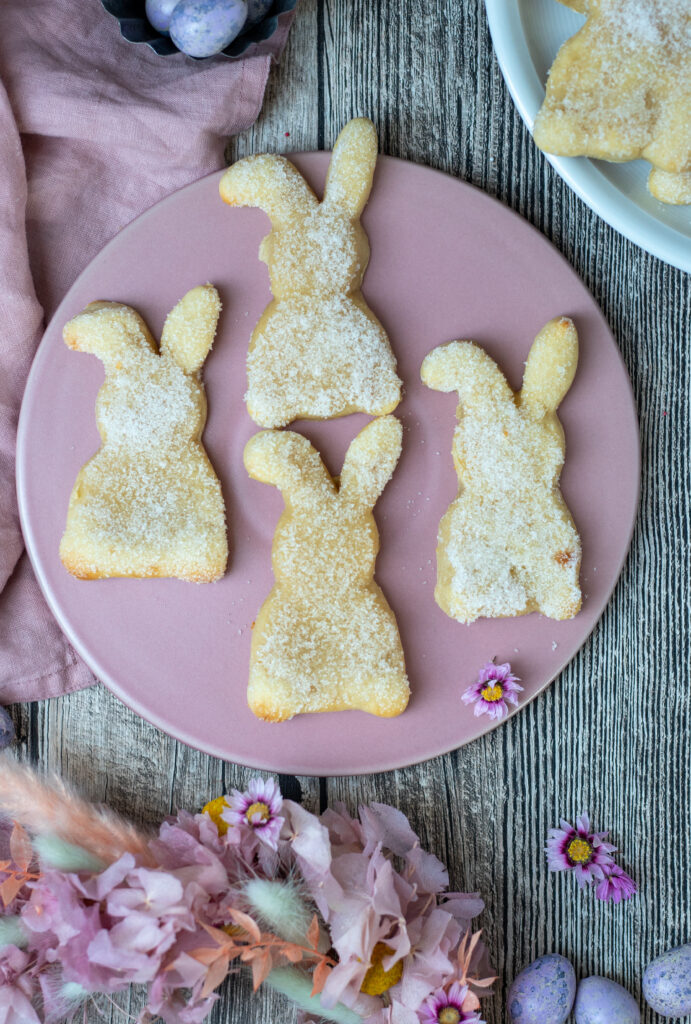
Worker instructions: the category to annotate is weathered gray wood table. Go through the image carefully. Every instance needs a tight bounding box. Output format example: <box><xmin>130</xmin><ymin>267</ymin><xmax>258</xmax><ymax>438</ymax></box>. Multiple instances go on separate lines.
<box><xmin>11</xmin><ymin>2</ymin><xmax>691</xmax><ymax>1021</ymax></box>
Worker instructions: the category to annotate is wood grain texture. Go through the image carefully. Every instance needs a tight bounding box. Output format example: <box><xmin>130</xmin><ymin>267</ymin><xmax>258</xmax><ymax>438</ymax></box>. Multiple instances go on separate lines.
<box><xmin>9</xmin><ymin>1</ymin><xmax>691</xmax><ymax>1021</ymax></box>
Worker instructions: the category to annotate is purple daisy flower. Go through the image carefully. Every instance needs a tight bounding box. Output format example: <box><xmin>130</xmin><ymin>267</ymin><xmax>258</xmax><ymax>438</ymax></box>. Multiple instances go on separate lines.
<box><xmin>461</xmin><ymin>662</ymin><xmax>523</xmax><ymax>721</ymax></box>
<box><xmin>595</xmin><ymin>864</ymin><xmax>637</xmax><ymax>904</ymax></box>
<box><xmin>420</xmin><ymin>982</ymin><xmax>484</xmax><ymax>1024</ymax></box>
<box><xmin>222</xmin><ymin>777</ymin><xmax>284</xmax><ymax>850</ymax></box>
<box><xmin>546</xmin><ymin>813</ymin><xmax>617</xmax><ymax>887</ymax></box>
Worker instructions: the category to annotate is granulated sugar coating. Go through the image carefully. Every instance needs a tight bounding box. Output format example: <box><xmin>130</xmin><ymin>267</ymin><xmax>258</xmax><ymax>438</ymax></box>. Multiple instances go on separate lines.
<box><xmin>60</xmin><ymin>290</ymin><xmax>228</xmax><ymax>582</ymax></box>
<box><xmin>219</xmin><ymin>118</ymin><xmax>402</xmax><ymax>427</ymax></box>
<box><xmin>421</xmin><ymin>318</ymin><xmax>582</xmax><ymax>624</ymax></box>
<box><xmin>534</xmin><ymin>0</ymin><xmax>691</xmax><ymax>184</ymax></box>
<box><xmin>246</xmin><ymin>294</ymin><xmax>400</xmax><ymax>427</ymax></box>
<box><xmin>243</xmin><ymin>418</ymin><xmax>410</xmax><ymax>722</ymax></box>
<box><xmin>649</xmin><ymin>167</ymin><xmax>691</xmax><ymax>204</ymax></box>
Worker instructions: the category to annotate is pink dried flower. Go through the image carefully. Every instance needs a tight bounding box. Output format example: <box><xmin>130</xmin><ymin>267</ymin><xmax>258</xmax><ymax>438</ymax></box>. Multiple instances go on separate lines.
<box><xmin>420</xmin><ymin>981</ymin><xmax>484</xmax><ymax>1023</ymax></box>
<box><xmin>462</xmin><ymin>662</ymin><xmax>523</xmax><ymax>721</ymax></box>
<box><xmin>22</xmin><ymin>854</ymin><xmax>198</xmax><ymax>993</ymax></box>
<box><xmin>0</xmin><ymin>770</ymin><xmax>497</xmax><ymax>1024</ymax></box>
<box><xmin>306</xmin><ymin>802</ymin><xmax>489</xmax><ymax>1016</ymax></box>
<box><xmin>147</xmin><ymin>950</ymin><xmax>215</xmax><ymax>1024</ymax></box>
<box><xmin>595</xmin><ymin>864</ymin><xmax>637</xmax><ymax>904</ymax></box>
<box><xmin>366</xmin><ymin>999</ymin><xmax>420</xmax><ymax>1023</ymax></box>
<box><xmin>222</xmin><ymin>778</ymin><xmax>284</xmax><ymax>851</ymax></box>
<box><xmin>0</xmin><ymin>945</ymin><xmax>41</xmax><ymax>1024</ymax></box>
<box><xmin>546</xmin><ymin>813</ymin><xmax>617</xmax><ymax>887</ymax></box>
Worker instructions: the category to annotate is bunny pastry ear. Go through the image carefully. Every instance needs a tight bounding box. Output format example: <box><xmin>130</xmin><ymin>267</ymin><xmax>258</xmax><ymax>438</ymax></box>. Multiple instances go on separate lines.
<box><xmin>421</xmin><ymin>341</ymin><xmax>514</xmax><ymax>408</ymax></box>
<box><xmin>339</xmin><ymin>415</ymin><xmax>402</xmax><ymax>509</ymax></box>
<box><xmin>219</xmin><ymin>154</ymin><xmax>318</xmax><ymax>229</ymax></box>
<box><xmin>520</xmin><ymin>317</ymin><xmax>578</xmax><ymax>418</ymax></box>
<box><xmin>160</xmin><ymin>285</ymin><xmax>221</xmax><ymax>375</ymax></box>
<box><xmin>63</xmin><ymin>302</ymin><xmax>156</xmax><ymax>369</ymax></box>
<box><xmin>244</xmin><ymin>430</ymin><xmax>336</xmax><ymax>504</ymax></box>
<box><xmin>323</xmin><ymin>118</ymin><xmax>378</xmax><ymax>217</ymax></box>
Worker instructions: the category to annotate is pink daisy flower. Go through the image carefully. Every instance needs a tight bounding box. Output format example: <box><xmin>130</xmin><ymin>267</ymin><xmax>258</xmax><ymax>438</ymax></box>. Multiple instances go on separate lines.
<box><xmin>462</xmin><ymin>662</ymin><xmax>523</xmax><ymax>721</ymax></box>
<box><xmin>222</xmin><ymin>777</ymin><xmax>284</xmax><ymax>850</ymax></box>
<box><xmin>420</xmin><ymin>982</ymin><xmax>484</xmax><ymax>1024</ymax></box>
<box><xmin>546</xmin><ymin>813</ymin><xmax>617</xmax><ymax>887</ymax></box>
<box><xmin>595</xmin><ymin>864</ymin><xmax>637</xmax><ymax>904</ymax></box>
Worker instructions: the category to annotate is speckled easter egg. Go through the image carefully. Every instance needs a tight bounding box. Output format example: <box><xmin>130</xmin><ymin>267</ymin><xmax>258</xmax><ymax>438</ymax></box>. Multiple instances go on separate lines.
<box><xmin>574</xmin><ymin>976</ymin><xmax>639</xmax><ymax>1024</ymax></box>
<box><xmin>643</xmin><ymin>944</ymin><xmax>691</xmax><ymax>1016</ymax></box>
<box><xmin>508</xmin><ymin>953</ymin><xmax>576</xmax><ymax>1023</ymax></box>
<box><xmin>145</xmin><ymin>0</ymin><xmax>180</xmax><ymax>34</ymax></box>
<box><xmin>0</xmin><ymin>706</ymin><xmax>14</xmax><ymax>749</ymax></box>
<box><xmin>170</xmin><ymin>0</ymin><xmax>249</xmax><ymax>57</ymax></box>
<box><xmin>246</xmin><ymin>0</ymin><xmax>273</xmax><ymax>27</ymax></box>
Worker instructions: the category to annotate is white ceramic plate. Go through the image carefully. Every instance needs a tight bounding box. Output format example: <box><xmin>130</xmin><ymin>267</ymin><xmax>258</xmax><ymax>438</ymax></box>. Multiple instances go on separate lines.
<box><xmin>484</xmin><ymin>0</ymin><xmax>691</xmax><ymax>273</ymax></box>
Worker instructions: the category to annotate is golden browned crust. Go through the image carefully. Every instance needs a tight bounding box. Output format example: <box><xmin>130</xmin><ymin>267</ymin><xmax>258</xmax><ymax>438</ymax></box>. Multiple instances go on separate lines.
<box><xmin>421</xmin><ymin>317</ymin><xmax>582</xmax><ymax>624</ymax></box>
<box><xmin>244</xmin><ymin>417</ymin><xmax>409</xmax><ymax>722</ymax></box>
<box><xmin>534</xmin><ymin>0</ymin><xmax>691</xmax><ymax>203</ymax></box>
<box><xmin>60</xmin><ymin>287</ymin><xmax>228</xmax><ymax>583</ymax></box>
<box><xmin>219</xmin><ymin>119</ymin><xmax>402</xmax><ymax>427</ymax></box>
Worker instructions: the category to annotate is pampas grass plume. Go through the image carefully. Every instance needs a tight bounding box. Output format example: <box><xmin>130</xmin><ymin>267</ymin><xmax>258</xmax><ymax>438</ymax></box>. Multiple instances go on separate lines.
<box><xmin>0</xmin><ymin>755</ymin><xmax>155</xmax><ymax>867</ymax></box>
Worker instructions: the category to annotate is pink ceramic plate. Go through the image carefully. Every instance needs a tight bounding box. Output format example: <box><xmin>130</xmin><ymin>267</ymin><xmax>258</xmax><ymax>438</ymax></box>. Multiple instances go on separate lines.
<box><xmin>17</xmin><ymin>155</ymin><xmax>639</xmax><ymax>776</ymax></box>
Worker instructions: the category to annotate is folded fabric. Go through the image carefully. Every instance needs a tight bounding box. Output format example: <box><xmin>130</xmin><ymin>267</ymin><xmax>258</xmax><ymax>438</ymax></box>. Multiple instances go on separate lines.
<box><xmin>0</xmin><ymin>0</ymin><xmax>295</xmax><ymax>704</ymax></box>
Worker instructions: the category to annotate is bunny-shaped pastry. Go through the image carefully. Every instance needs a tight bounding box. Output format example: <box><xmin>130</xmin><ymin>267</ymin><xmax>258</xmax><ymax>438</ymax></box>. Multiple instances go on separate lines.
<box><xmin>648</xmin><ymin>168</ymin><xmax>691</xmax><ymax>205</ymax></box>
<box><xmin>60</xmin><ymin>286</ymin><xmax>228</xmax><ymax>582</ymax></box>
<box><xmin>244</xmin><ymin>416</ymin><xmax>409</xmax><ymax>721</ymax></box>
<box><xmin>219</xmin><ymin>118</ymin><xmax>402</xmax><ymax>428</ymax></box>
<box><xmin>421</xmin><ymin>317</ymin><xmax>582</xmax><ymax>623</ymax></box>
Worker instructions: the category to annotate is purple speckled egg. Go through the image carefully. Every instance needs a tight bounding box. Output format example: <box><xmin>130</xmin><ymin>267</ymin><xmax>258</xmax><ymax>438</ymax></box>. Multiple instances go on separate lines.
<box><xmin>0</xmin><ymin>706</ymin><xmax>14</xmax><ymax>749</ymax></box>
<box><xmin>643</xmin><ymin>943</ymin><xmax>691</xmax><ymax>1017</ymax></box>
<box><xmin>145</xmin><ymin>0</ymin><xmax>180</xmax><ymax>34</ymax></box>
<box><xmin>170</xmin><ymin>0</ymin><xmax>248</xmax><ymax>57</ymax></box>
<box><xmin>246</xmin><ymin>0</ymin><xmax>273</xmax><ymax>27</ymax></box>
<box><xmin>575</xmin><ymin>976</ymin><xmax>639</xmax><ymax>1023</ymax></box>
<box><xmin>508</xmin><ymin>953</ymin><xmax>576</xmax><ymax>1024</ymax></box>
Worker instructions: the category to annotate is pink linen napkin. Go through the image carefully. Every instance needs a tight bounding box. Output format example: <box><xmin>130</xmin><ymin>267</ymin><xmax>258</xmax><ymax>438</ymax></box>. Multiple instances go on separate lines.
<box><xmin>0</xmin><ymin>0</ymin><xmax>296</xmax><ymax>704</ymax></box>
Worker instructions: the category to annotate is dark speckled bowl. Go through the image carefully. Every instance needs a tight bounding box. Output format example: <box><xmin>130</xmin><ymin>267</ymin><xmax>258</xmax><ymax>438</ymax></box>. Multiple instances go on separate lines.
<box><xmin>100</xmin><ymin>0</ymin><xmax>298</xmax><ymax>58</ymax></box>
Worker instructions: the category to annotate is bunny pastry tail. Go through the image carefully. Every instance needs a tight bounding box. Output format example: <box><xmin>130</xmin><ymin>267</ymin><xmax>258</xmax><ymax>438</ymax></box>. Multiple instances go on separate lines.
<box><xmin>243</xmin><ymin>416</ymin><xmax>409</xmax><ymax>721</ymax></box>
<box><xmin>219</xmin><ymin>118</ymin><xmax>402</xmax><ymax>428</ymax></box>
<box><xmin>421</xmin><ymin>317</ymin><xmax>582</xmax><ymax>624</ymax></box>
<box><xmin>60</xmin><ymin>286</ymin><xmax>228</xmax><ymax>582</ymax></box>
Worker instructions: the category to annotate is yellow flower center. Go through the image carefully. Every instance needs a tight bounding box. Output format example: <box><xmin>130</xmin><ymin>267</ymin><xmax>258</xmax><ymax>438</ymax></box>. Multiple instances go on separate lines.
<box><xmin>439</xmin><ymin>1010</ymin><xmax>461</xmax><ymax>1024</ymax></box>
<box><xmin>246</xmin><ymin>801</ymin><xmax>271</xmax><ymax>824</ymax></box>
<box><xmin>481</xmin><ymin>683</ymin><xmax>503</xmax><ymax>702</ymax></box>
<box><xmin>567</xmin><ymin>837</ymin><xmax>593</xmax><ymax>864</ymax></box>
<box><xmin>360</xmin><ymin>943</ymin><xmax>404</xmax><ymax>996</ymax></box>
<box><xmin>202</xmin><ymin>796</ymin><xmax>230</xmax><ymax>836</ymax></box>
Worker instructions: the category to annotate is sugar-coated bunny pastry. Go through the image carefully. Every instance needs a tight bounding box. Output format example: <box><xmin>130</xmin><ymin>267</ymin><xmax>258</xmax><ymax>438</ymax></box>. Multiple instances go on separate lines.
<box><xmin>648</xmin><ymin>168</ymin><xmax>691</xmax><ymax>204</ymax></box>
<box><xmin>534</xmin><ymin>0</ymin><xmax>691</xmax><ymax>203</ymax></box>
<box><xmin>60</xmin><ymin>287</ymin><xmax>228</xmax><ymax>582</ymax></box>
<box><xmin>244</xmin><ymin>416</ymin><xmax>409</xmax><ymax>721</ymax></box>
<box><xmin>219</xmin><ymin>118</ymin><xmax>402</xmax><ymax>427</ymax></box>
<box><xmin>421</xmin><ymin>317</ymin><xmax>582</xmax><ymax>624</ymax></box>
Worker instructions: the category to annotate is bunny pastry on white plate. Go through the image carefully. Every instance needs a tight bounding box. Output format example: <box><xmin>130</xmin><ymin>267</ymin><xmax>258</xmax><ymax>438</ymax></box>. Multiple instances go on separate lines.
<box><xmin>219</xmin><ymin>118</ymin><xmax>402</xmax><ymax>428</ymax></box>
<box><xmin>648</xmin><ymin>168</ymin><xmax>691</xmax><ymax>205</ymax></box>
<box><xmin>60</xmin><ymin>287</ymin><xmax>228</xmax><ymax>582</ymax></box>
<box><xmin>244</xmin><ymin>416</ymin><xmax>409</xmax><ymax>722</ymax></box>
<box><xmin>421</xmin><ymin>317</ymin><xmax>582</xmax><ymax>624</ymax></box>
